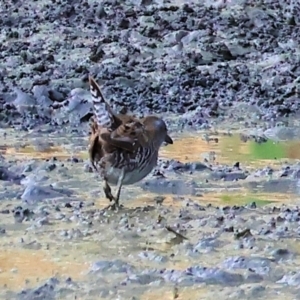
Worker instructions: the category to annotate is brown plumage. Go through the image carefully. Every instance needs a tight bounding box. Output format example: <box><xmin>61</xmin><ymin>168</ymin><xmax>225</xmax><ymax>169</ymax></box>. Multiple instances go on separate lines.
<box><xmin>89</xmin><ymin>118</ymin><xmax>148</xmax><ymax>173</ymax></box>
<box><xmin>88</xmin><ymin>76</ymin><xmax>173</xmax><ymax>210</ymax></box>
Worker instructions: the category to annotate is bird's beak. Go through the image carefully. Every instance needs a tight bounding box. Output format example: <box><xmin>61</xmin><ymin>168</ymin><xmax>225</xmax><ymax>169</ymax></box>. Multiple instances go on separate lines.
<box><xmin>165</xmin><ymin>134</ymin><xmax>173</xmax><ymax>144</ymax></box>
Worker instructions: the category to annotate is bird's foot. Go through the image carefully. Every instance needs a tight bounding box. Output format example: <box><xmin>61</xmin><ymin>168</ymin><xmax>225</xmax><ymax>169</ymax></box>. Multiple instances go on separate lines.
<box><xmin>103</xmin><ymin>187</ymin><xmax>121</xmax><ymax>211</ymax></box>
<box><xmin>103</xmin><ymin>179</ymin><xmax>123</xmax><ymax>211</ymax></box>
<box><xmin>103</xmin><ymin>201</ymin><xmax>124</xmax><ymax>211</ymax></box>
<box><xmin>104</xmin><ymin>182</ymin><xmax>114</xmax><ymax>200</ymax></box>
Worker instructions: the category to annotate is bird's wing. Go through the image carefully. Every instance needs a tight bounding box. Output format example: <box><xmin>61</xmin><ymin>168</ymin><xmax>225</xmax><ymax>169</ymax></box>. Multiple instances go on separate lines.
<box><xmin>100</xmin><ymin>131</ymin><xmax>138</xmax><ymax>153</ymax></box>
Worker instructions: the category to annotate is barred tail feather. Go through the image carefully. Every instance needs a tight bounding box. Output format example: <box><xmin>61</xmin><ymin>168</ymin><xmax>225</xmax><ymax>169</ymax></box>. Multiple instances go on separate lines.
<box><xmin>89</xmin><ymin>76</ymin><xmax>114</xmax><ymax>128</ymax></box>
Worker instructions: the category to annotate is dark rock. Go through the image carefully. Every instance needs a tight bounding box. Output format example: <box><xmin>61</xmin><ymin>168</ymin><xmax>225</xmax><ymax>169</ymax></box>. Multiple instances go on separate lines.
<box><xmin>0</xmin><ymin>166</ymin><xmax>25</xmax><ymax>184</ymax></box>
<box><xmin>0</xmin><ymin>0</ymin><xmax>299</xmax><ymax>129</ymax></box>
<box><xmin>90</xmin><ymin>260</ymin><xmax>134</xmax><ymax>273</ymax></box>
<box><xmin>13</xmin><ymin>206</ymin><xmax>34</xmax><ymax>223</ymax></box>
<box><xmin>222</xmin><ymin>256</ymin><xmax>274</xmax><ymax>276</ymax></box>
<box><xmin>210</xmin><ymin>171</ymin><xmax>248</xmax><ymax>181</ymax></box>
<box><xmin>17</xmin><ymin>277</ymin><xmax>59</xmax><ymax>300</ymax></box>
<box><xmin>184</xmin><ymin>266</ymin><xmax>244</xmax><ymax>285</ymax></box>
<box><xmin>141</xmin><ymin>179</ymin><xmax>197</xmax><ymax>196</ymax></box>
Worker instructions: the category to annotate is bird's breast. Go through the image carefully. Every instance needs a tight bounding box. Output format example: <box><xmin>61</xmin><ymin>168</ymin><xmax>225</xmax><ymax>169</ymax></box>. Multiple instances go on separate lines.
<box><xmin>104</xmin><ymin>146</ymin><xmax>158</xmax><ymax>185</ymax></box>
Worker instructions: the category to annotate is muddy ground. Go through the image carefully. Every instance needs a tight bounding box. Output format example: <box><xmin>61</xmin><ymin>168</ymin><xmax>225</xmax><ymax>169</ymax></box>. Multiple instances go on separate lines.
<box><xmin>1</xmin><ymin>0</ymin><xmax>300</xmax><ymax>299</ymax></box>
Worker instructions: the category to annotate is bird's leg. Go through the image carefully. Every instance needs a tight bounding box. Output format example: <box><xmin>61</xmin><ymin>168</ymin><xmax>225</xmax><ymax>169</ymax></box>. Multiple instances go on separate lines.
<box><xmin>102</xmin><ymin>169</ymin><xmax>125</xmax><ymax>211</ymax></box>
<box><xmin>103</xmin><ymin>180</ymin><xmax>116</xmax><ymax>211</ymax></box>
<box><xmin>103</xmin><ymin>179</ymin><xmax>114</xmax><ymax>202</ymax></box>
<box><xmin>115</xmin><ymin>169</ymin><xmax>125</xmax><ymax>207</ymax></box>
<box><xmin>110</xmin><ymin>169</ymin><xmax>125</xmax><ymax>210</ymax></box>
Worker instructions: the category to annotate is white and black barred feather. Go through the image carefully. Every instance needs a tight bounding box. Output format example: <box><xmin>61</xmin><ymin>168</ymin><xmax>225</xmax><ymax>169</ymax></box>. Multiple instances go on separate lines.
<box><xmin>89</xmin><ymin>76</ymin><xmax>114</xmax><ymax>129</ymax></box>
<box><xmin>110</xmin><ymin>142</ymin><xmax>157</xmax><ymax>173</ymax></box>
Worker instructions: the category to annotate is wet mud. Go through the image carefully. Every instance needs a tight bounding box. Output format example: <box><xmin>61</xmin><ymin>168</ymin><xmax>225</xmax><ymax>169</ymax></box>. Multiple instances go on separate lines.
<box><xmin>2</xmin><ymin>123</ymin><xmax>300</xmax><ymax>299</ymax></box>
<box><xmin>1</xmin><ymin>0</ymin><xmax>300</xmax><ymax>298</ymax></box>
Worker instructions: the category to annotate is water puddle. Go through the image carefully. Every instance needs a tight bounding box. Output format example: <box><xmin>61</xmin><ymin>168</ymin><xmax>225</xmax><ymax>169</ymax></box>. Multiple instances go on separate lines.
<box><xmin>2</xmin><ymin>129</ymin><xmax>300</xmax><ymax>203</ymax></box>
<box><xmin>2</xmin><ymin>129</ymin><xmax>300</xmax><ymax>161</ymax></box>
<box><xmin>162</xmin><ymin>132</ymin><xmax>300</xmax><ymax>165</ymax></box>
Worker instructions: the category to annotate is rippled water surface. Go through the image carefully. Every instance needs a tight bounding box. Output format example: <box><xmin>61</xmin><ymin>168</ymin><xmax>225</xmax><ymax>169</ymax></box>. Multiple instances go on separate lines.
<box><xmin>1</xmin><ymin>126</ymin><xmax>300</xmax><ymax>299</ymax></box>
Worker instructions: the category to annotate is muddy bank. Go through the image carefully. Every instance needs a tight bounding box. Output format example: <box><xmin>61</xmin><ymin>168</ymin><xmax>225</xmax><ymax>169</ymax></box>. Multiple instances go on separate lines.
<box><xmin>1</xmin><ymin>126</ymin><xmax>300</xmax><ymax>299</ymax></box>
<box><xmin>1</xmin><ymin>0</ymin><xmax>300</xmax><ymax>130</ymax></box>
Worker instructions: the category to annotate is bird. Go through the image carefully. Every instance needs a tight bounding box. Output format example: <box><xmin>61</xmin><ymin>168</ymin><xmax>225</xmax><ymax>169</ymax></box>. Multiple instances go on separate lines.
<box><xmin>88</xmin><ymin>76</ymin><xmax>173</xmax><ymax>210</ymax></box>
<box><xmin>89</xmin><ymin>118</ymin><xmax>148</xmax><ymax>173</ymax></box>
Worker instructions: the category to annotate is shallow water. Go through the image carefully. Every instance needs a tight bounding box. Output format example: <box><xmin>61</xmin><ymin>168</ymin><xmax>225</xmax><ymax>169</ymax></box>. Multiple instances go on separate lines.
<box><xmin>1</xmin><ymin>126</ymin><xmax>300</xmax><ymax>299</ymax></box>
